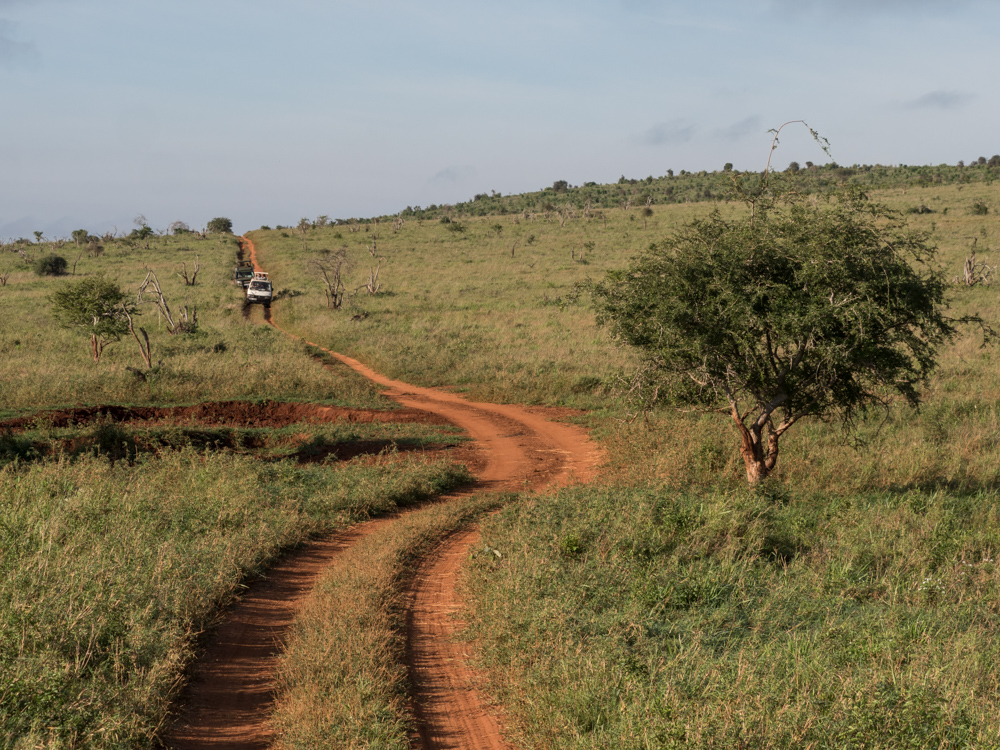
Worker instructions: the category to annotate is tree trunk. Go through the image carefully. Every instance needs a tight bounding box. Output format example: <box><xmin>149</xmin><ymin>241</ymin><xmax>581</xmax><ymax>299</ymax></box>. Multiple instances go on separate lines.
<box><xmin>735</xmin><ymin>419</ymin><xmax>780</xmax><ymax>485</ymax></box>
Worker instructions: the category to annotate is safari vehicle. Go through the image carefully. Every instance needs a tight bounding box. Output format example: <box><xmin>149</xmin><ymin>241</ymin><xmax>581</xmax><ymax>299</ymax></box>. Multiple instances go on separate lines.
<box><xmin>246</xmin><ymin>271</ymin><xmax>273</xmax><ymax>306</ymax></box>
<box><xmin>234</xmin><ymin>260</ymin><xmax>254</xmax><ymax>288</ymax></box>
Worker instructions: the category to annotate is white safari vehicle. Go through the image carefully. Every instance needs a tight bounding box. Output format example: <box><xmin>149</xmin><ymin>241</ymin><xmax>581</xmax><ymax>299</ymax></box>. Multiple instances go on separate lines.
<box><xmin>246</xmin><ymin>271</ymin><xmax>273</xmax><ymax>306</ymax></box>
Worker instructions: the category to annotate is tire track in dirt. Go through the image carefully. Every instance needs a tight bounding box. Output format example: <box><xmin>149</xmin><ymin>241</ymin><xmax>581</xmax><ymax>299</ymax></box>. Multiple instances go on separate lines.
<box><xmin>162</xmin><ymin>238</ymin><xmax>602</xmax><ymax>749</ymax></box>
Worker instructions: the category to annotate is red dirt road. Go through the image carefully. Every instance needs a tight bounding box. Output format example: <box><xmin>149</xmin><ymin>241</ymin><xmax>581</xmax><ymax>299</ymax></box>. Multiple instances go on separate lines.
<box><xmin>161</xmin><ymin>238</ymin><xmax>603</xmax><ymax>749</ymax></box>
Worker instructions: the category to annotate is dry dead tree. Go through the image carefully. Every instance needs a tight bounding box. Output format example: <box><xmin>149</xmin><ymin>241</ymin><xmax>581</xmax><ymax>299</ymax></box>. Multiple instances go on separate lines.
<box><xmin>309</xmin><ymin>250</ymin><xmax>349</xmax><ymax>309</ymax></box>
<box><xmin>121</xmin><ymin>303</ymin><xmax>152</xmax><ymax>369</ymax></box>
<box><xmin>138</xmin><ymin>270</ymin><xmax>177</xmax><ymax>332</ymax></box>
<box><xmin>356</xmin><ymin>257</ymin><xmax>383</xmax><ymax>295</ymax></box>
<box><xmin>392</xmin><ymin>215</ymin><xmax>404</xmax><ymax>233</ymax></box>
<box><xmin>0</xmin><ymin>271</ymin><xmax>9</xmax><ymax>286</ymax></box>
<box><xmin>956</xmin><ymin>249</ymin><xmax>995</xmax><ymax>286</ymax></box>
<box><xmin>176</xmin><ymin>255</ymin><xmax>200</xmax><ymax>286</ymax></box>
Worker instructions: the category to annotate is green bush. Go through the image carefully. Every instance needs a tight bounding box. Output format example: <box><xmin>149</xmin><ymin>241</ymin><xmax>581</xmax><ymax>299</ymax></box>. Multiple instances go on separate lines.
<box><xmin>33</xmin><ymin>255</ymin><xmax>67</xmax><ymax>276</ymax></box>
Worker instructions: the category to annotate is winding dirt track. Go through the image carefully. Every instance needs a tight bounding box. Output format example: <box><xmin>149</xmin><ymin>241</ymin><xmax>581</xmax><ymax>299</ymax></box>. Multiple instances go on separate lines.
<box><xmin>161</xmin><ymin>238</ymin><xmax>602</xmax><ymax>749</ymax></box>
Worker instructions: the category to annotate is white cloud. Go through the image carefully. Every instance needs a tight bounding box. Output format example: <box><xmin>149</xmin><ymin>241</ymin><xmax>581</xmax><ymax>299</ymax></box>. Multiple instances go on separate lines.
<box><xmin>429</xmin><ymin>165</ymin><xmax>477</xmax><ymax>184</ymax></box>
<box><xmin>717</xmin><ymin>116</ymin><xmax>762</xmax><ymax>142</ymax></box>
<box><xmin>639</xmin><ymin>120</ymin><xmax>695</xmax><ymax>147</ymax></box>
<box><xmin>904</xmin><ymin>90</ymin><xmax>975</xmax><ymax>110</ymax></box>
<box><xmin>0</xmin><ymin>19</ymin><xmax>38</xmax><ymax>67</ymax></box>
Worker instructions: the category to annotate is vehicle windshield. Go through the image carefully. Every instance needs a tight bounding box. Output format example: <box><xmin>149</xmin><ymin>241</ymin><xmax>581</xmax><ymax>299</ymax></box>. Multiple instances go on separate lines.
<box><xmin>249</xmin><ymin>281</ymin><xmax>270</xmax><ymax>290</ymax></box>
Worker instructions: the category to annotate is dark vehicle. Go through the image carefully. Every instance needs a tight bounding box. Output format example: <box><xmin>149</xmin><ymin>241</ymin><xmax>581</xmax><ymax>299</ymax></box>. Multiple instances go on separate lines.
<box><xmin>234</xmin><ymin>260</ymin><xmax>254</xmax><ymax>288</ymax></box>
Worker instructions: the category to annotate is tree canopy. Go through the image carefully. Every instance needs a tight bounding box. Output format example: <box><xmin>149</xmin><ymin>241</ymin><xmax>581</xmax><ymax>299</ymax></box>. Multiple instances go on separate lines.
<box><xmin>592</xmin><ymin>185</ymin><xmax>963</xmax><ymax>484</ymax></box>
<box><xmin>50</xmin><ymin>277</ymin><xmax>134</xmax><ymax>362</ymax></box>
<box><xmin>206</xmin><ymin>217</ymin><xmax>233</xmax><ymax>234</ymax></box>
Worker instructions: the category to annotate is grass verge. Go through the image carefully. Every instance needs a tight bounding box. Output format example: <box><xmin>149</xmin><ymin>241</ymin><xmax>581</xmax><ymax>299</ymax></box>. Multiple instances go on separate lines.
<box><xmin>272</xmin><ymin>492</ymin><xmax>506</xmax><ymax>749</ymax></box>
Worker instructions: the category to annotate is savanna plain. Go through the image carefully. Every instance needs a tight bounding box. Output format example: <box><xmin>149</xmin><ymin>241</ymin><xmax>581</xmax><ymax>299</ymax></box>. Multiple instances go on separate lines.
<box><xmin>4</xmin><ymin>161</ymin><xmax>1000</xmax><ymax>749</ymax></box>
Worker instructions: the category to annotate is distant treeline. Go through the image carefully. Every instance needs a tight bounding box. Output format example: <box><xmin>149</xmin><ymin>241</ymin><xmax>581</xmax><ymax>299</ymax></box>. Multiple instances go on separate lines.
<box><xmin>343</xmin><ymin>157</ymin><xmax>1000</xmax><ymax>225</ymax></box>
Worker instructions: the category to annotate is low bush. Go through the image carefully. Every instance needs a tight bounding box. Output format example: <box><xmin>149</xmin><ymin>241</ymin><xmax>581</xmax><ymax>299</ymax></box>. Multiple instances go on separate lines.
<box><xmin>33</xmin><ymin>254</ymin><xmax>68</xmax><ymax>276</ymax></box>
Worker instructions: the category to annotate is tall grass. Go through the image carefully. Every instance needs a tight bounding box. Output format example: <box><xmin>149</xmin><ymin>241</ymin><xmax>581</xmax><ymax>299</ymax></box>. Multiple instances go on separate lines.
<box><xmin>0</xmin><ymin>449</ymin><xmax>471</xmax><ymax>748</ymax></box>
<box><xmin>463</xmin><ymin>484</ymin><xmax>1000</xmax><ymax>749</ymax></box>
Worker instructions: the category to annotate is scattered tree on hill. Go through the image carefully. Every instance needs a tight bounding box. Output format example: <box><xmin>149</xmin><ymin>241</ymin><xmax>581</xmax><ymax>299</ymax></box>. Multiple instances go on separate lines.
<box><xmin>50</xmin><ymin>277</ymin><xmax>134</xmax><ymax>362</ymax></box>
<box><xmin>309</xmin><ymin>249</ymin><xmax>350</xmax><ymax>309</ymax></box>
<box><xmin>72</xmin><ymin>229</ymin><xmax>89</xmax><ymax>246</ymax></box>
<box><xmin>206</xmin><ymin>217</ymin><xmax>233</xmax><ymax>234</ymax></box>
<box><xmin>591</xmin><ymin>123</ymin><xmax>975</xmax><ymax>485</ymax></box>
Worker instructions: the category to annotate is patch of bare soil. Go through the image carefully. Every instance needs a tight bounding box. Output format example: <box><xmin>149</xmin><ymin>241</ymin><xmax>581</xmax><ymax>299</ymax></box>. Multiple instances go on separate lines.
<box><xmin>160</xmin><ymin>237</ymin><xmax>603</xmax><ymax>750</ymax></box>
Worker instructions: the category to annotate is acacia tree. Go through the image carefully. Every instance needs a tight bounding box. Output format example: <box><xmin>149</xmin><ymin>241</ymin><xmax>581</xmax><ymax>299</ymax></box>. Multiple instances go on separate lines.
<box><xmin>206</xmin><ymin>217</ymin><xmax>233</xmax><ymax>234</ymax></box>
<box><xmin>592</xmin><ymin>183</ymin><xmax>966</xmax><ymax>485</ymax></box>
<box><xmin>50</xmin><ymin>277</ymin><xmax>134</xmax><ymax>362</ymax></box>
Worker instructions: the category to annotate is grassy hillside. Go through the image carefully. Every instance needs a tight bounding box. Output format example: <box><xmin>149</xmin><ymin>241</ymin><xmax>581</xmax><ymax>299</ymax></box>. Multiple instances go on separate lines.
<box><xmin>251</xmin><ymin>177</ymin><xmax>1000</xmax><ymax>748</ymax></box>
<box><xmin>5</xmin><ymin>170</ymin><xmax>1000</xmax><ymax>747</ymax></box>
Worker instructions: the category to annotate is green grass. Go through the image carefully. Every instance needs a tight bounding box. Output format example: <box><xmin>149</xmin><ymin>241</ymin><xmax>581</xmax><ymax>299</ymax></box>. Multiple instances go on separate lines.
<box><xmin>7</xmin><ymin>172</ymin><xmax>1000</xmax><ymax>748</ymax></box>
<box><xmin>463</xmin><ymin>484</ymin><xmax>1000</xmax><ymax>749</ymax></box>
<box><xmin>0</xmin><ymin>233</ymin><xmax>389</xmax><ymax>414</ymax></box>
<box><xmin>0</xmin><ymin>414</ymin><xmax>467</xmax><ymax>468</ymax></box>
<box><xmin>0</xmin><ymin>449</ymin><xmax>471</xmax><ymax>748</ymax></box>
<box><xmin>273</xmin><ymin>493</ymin><xmax>505</xmax><ymax>750</ymax></box>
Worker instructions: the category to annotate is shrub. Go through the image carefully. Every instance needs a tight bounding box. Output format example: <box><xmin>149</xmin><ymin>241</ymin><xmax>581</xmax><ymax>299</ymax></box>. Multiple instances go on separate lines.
<box><xmin>129</xmin><ymin>225</ymin><xmax>154</xmax><ymax>240</ymax></box>
<box><xmin>33</xmin><ymin>254</ymin><xmax>67</xmax><ymax>276</ymax></box>
<box><xmin>971</xmin><ymin>200</ymin><xmax>989</xmax><ymax>215</ymax></box>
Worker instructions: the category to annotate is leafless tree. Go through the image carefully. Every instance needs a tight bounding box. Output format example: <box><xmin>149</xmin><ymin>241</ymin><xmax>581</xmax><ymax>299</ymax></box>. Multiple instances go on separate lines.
<box><xmin>121</xmin><ymin>304</ymin><xmax>153</xmax><ymax>369</ymax></box>
<box><xmin>309</xmin><ymin>250</ymin><xmax>350</xmax><ymax>309</ymax></box>
<box><xmin>356</xmin><ymin>257</ymin><xmax>384</xmax><ymax>296</ymax></box>
<box><xmin>176</xmin><ymin>255</ymin><xmax>200</xmax><ymax>286</ymax></box>
<box><xmin>137</xmin><ymin>270</ymin><xmax>177</xmax><ymax>332</ymax></box>
<box><xmin>957</xmin><ymin>248</ymin><xmax>995</xmax><ymax>286</ymax></box>
<box><xmin>0</xmin><ymin>271</ymin><xmax>9</xmax><ymax>287</ymax></box>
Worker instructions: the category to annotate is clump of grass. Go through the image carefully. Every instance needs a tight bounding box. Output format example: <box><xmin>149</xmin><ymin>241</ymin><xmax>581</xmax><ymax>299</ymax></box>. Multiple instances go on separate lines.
<box><xmin>462</xmin><ymin>483</ymin><xmax>1000</xmax><ymax>748</ymax></box>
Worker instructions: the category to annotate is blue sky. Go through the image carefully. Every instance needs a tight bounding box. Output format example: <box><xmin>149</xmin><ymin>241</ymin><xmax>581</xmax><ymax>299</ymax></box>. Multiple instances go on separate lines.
<box><xmin>1</xmin><ymin>0</ymin><xmax>997</xmax><ymax>237</ymax></box>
